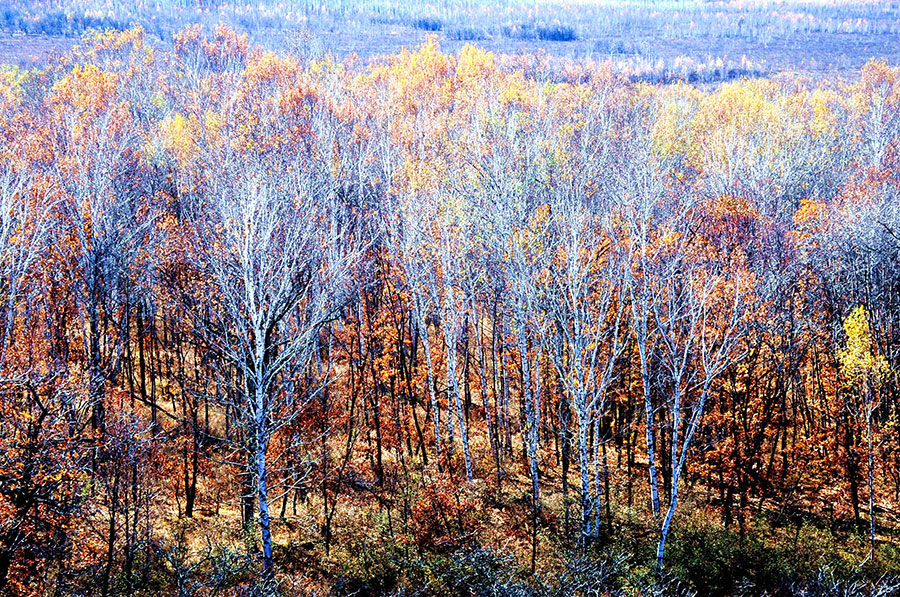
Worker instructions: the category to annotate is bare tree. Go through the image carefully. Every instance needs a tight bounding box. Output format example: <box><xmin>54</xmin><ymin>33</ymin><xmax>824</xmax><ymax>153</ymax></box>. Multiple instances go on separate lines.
<box><xmin>0</xmin><ymin>166</ymin><xmax>47</xmax><ymax>368</ymax></box>
<box><xmin>541</xmin><ymin>194</ymin><xmax>625</xmax><ymax>541</ymax></box>
<box><xmin>535</xmin><ymin>87</ymin><xmax>625</xmax><ymax>541</ymax></box>
<box><xmin>49</xmin><ymin>102</ymin><xmax>155</xmax><ymax>433</ymax></box>
<box><xmin>385</xmin><ymin>194</ymin><xmax>446</xmax><ymax>469</ymax></box>
<box><xmin>428</xmin><ymin>193</ymin><xmax>476</xmax><ymax>483</ymax></box>
<box><xmin>621</xmin><ymin>127</ymin><xmax>670</xmax><ymax>520</ymax></box>
<box><xmin>649</xmin><ymin>202</ymin><xmax>746</xmax><ymax>570</ymax></box>
<box><xmin>469</xmin><ymin>105</ymin><xmax>553</xmax><ymax>571</ymax></box>
<box><xmin>187</xmin><ymin>100</ymin><xmax>359</xmax><ymax>579</ymax></box>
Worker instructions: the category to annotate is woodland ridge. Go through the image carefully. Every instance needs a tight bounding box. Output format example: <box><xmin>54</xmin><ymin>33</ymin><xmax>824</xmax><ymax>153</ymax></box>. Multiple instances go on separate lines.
<box><xmin>0</xmin><ymin>21</ymin><xmax>900</xmax><ymax>596</ymax></box>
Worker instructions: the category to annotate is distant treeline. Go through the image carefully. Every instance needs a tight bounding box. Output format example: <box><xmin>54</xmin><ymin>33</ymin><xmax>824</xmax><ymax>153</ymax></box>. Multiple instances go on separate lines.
<box><xmin>3</xmin><ymin>1</ymin><xmax>899</xmax><ymax>51</ymax></box>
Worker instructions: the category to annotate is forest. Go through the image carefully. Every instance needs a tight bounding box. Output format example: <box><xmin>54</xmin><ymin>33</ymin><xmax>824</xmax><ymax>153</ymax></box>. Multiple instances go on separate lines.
<box><xmin>1</xmin><ymin>15</ymin><xmax>900</xmax><ymax>597</ymax></box>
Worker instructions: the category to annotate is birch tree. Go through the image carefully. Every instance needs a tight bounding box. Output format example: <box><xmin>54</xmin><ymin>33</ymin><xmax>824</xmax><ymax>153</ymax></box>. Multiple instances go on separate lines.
<box><xmin>48</xmin><ymin>66</ymin><xmax>155</xmax><ymax>433</ymax></box>
<box><xmin>385</xmin><ymin>194</ymin><xmax>445</xmax><ymax>468</ymax></box>
<box><xmin>650</xmin><ymin>201</ymin><xmax>746</xmax><ymax>569</ymax></box>
<box><xmin>0</xmin><ymin>166</ymin><xmax>47</xmax><ymax>368</ymax></box>
<box><xmin>622</xmin><ymin>132</ymin><xmax>670</xmax><ymax>520</ymax></box>
<box><xmin>186</xmin><ymin>58</ymin><xmax>359</xmax><ymax>580</ymax></box>
<box><xmin>542</xmin><ymin>195</ymin><xmax>625</xmax><ymax>540</ymax></box>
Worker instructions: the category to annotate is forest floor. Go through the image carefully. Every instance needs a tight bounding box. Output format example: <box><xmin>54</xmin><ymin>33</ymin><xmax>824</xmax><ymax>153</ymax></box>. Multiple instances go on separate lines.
<box><xmin>141</xmin><ymin>419</ymin><xmax>900</xmax><ymax>595</ymax></box>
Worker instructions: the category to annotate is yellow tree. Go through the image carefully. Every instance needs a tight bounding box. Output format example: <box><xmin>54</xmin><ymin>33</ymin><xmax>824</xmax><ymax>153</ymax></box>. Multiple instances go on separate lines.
<box><xmin>838</xmin><ymin>305</ymin><xmax>889</xmax><ymax>556</ymax></box>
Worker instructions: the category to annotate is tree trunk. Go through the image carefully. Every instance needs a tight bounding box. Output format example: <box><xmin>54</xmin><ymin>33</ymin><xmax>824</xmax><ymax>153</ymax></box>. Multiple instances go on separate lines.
<box><xmin>446</xmin><ymin>328</ymin><xmax>474</xmax><ymax>483</ymax></box>
<box><xmin>256</xmin><ymin>424</ymin><xmax>274</xmax><ymax>580</ymax></box>
<box><xmin>657</xmin><ymin>474</ymin><xmax>679</xmax><ymax>571</ymax></box>
<box><xmin>867</xmin><ymin>399</ymin><xmax>876</xmax><ymax>556</ymax></box>
<box><xmin>420</xmin><ymin>314</ymin><xmax>443</xmax><ymax>468</ymax></box>
<box><xmin>90</xmin><ymin>302</ymin><xmax>106</xmax><ymax>433</ymax></box>
<box><xmin>643</xmin><ymin>374</ymin><xmax>660</xmax><ymax>518</ymax></box>
<box><xmin>577</xmin><ymin>408</ymin><xmax>592</xmax><ymax>539</ymax></box>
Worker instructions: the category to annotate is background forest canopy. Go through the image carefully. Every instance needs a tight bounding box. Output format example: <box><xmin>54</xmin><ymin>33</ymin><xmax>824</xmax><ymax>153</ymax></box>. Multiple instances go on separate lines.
<box><xmin>2</xmin><ymin>0</ymin><xmax>900</xmax><ymax>79</ymax></box>
<box><xmin>2</xmin><ymin>6</ymin><xmax>900</xmax><ymax>597</ymax></box>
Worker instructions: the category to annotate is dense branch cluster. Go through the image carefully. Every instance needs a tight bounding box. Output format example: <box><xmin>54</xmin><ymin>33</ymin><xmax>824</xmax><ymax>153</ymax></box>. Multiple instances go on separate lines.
<box><xmin>1</xmin><ymin>26</ymin><xmax>900</xmax><ymax>595</ymax></box>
